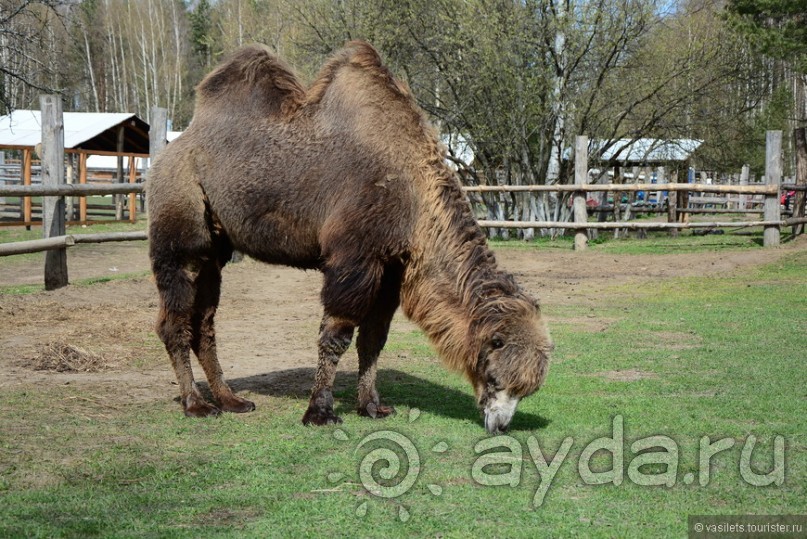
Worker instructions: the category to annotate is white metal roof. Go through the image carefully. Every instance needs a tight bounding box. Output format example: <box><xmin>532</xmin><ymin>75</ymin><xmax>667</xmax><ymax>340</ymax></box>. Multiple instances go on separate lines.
<box><xmin>86</xmin><ymin>155</ymin><xmax>146</xmax><ymax>170</ymax></box>
<box><xmin>0</xmin><ymin>109</ymin><xmax>138</xmax><ymax>149</ymax></box>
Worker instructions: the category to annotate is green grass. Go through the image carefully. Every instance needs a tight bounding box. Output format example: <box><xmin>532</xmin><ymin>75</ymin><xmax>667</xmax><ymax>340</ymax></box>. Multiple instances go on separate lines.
<box><xmin>0</xmin><ymin>271</ymin><xmax>152</xmax><ymax>295</ymax></box>
<box><xmin>0</xmin><ymin>250</ymin><xmax>805</xmax><ymax>537</ymax></box>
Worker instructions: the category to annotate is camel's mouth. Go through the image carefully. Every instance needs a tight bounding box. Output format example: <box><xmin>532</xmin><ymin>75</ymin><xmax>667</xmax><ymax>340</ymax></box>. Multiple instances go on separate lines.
<box><xmin>483</xmin><ymin>390</ymin><xmax>519</xmax><ymax>434</ymax></box>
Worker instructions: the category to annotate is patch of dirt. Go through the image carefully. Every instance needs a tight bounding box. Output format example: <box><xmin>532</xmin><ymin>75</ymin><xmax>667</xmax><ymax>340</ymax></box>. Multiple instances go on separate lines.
<box><xmin>550</xmin><ymin>316</ymin><xmax>614</xmax><ymax>333</ymax></box>
<box><xmin>649</xmin><ymin>331</ymin><xmax>703</xmax><ymax>350</ymax></box>
<box><xmin>500</xmin><ymin>236</ymin><xmax>806</xmax><ymax>308</ymax></box>
<box><xmin>0</xmin><ymin>233</ymin><xmax>803</xmax><ymax>410</ymax></box>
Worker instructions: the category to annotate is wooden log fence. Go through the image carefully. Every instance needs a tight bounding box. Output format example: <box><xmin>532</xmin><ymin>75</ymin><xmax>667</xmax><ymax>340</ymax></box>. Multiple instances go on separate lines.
<box><xmin>0</xmin><ymin>101</ymin><xmax>164</xmax><ymax>290</ymax></box>
<box><xmin>1</xmin><ymin>121</ymin><xmax>803</xmax><ymax>274</ymax></box>
<box><xmin>463</xmin><ymin>130</ymin><xmax>804</xmax><ymax>250</ymax></box>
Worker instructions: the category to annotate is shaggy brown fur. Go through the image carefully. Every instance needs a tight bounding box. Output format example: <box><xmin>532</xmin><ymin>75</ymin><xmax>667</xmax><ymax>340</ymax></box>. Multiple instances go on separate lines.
<box><xmin>147</xmin><ymin>41</ymin><xmax>552</xmax><ymax>431</ymax></box>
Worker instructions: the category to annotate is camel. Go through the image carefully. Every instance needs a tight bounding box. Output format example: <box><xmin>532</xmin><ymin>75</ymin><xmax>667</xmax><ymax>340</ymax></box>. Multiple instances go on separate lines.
<box><xmin>147</xmin><ymin>41</ymin><xmax>552</xmax><ymax>433</ymax></box>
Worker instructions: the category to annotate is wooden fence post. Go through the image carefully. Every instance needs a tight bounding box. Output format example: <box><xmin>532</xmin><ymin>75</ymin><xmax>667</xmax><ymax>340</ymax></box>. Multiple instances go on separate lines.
<box><xmin>23</xmin><ymin>147</ymin><xmax>32</xmax><ymax>229</ymax></box>
<box><xmin>40</xmin><ymin>94</ymin><xmax>68</xmax><ymax>290</ymax></box>
<box><xmin>574</xmin><ymin>135</ymin><xmax>588</xmax><ymax>251</ymax></box>
<box><xmin>148</xmin><ymin>107</ymin><xmax>168</xmax><ymax>214</ymax></box>
<box><xmin>667</xmin><ymin>167</ymin><xmax>678</xmax><ymax>237</ymax></box>
<box><xmin>78</xmin><ymin>152</ymin><xmax>88</xmax><ymax>224</ymax></box>
<box><xmin>65</xmin><ymin>154</ymin><xmax>74</xmax><ymax>222</ymax></box>
<box><xmin>793</xmin><ymin>127</ymin><xmax>806</xmax><ymax>236</ymax></box>
<box><xmin>128</xmin><ymin>155</ymin><xmax>137</xmax><ymax>223</ymax></box>
<box><xmin>738</xmin><ymin>164</ymin><xmax>749</xmax><ymax>211</ymax></box>
<box><xmin>0</xmin><ymin>151</ymin><xmax>4</xmax><ymax>209</ymax></box>
<box><xmin>149</xmin><ymin>108</ymin><xmax>168</xmax><ymax>158</ymax></box>
<box><xmin>763</xmin><ymin>130</ymin><xmax>782</xmax><ymax>247</ymax></box>
<box><xmin>115</xmin><ymin>125</ymin><xmax>125</xmax><ymax>220</ymax></box>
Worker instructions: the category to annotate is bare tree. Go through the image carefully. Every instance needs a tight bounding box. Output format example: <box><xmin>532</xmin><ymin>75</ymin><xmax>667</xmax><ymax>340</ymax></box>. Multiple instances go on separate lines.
<box><xmin>1</xmin><ymin>0</ymin><xmax>69</xmax><ymax>114</ymax></box>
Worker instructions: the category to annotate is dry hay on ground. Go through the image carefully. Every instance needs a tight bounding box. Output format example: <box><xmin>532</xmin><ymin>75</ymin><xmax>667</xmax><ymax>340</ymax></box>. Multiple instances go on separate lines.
<box><xmin>31</xmin><ymin>342</ymin><xmax>114</xmax><ymax>373</ymax></box>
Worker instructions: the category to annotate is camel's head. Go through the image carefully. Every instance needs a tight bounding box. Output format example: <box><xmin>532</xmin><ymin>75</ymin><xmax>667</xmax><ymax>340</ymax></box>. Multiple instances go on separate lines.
<box><xmin>469</xmin><ymin>294</ymin><xmax>552</xmax><ymax>434</ymax></box>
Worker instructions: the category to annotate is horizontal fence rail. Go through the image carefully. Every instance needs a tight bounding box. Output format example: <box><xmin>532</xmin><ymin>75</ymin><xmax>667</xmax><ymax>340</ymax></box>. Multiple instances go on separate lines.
<box><xmin>465</xmin><ymin>133</ymin><xmax>805</xmax><ymax>249</ymax></box>
<box><xmin>477</xmin><ymin>218</ymin><xmax>807</xmax><ymax>229</ymax></box>
<box><xmin>0</xmin><ymin>231</ymin><xmax>147</xmax><ymax>256</ymax></box>
<box><xmin>0</xmin><ymin>183</ymin><xmax>144</xmax><ymax>197</ymax></box>
<box><xmin>462</xmin><ymin>183</ymin><xmax>777</xmax><ymax>194</ymax></box>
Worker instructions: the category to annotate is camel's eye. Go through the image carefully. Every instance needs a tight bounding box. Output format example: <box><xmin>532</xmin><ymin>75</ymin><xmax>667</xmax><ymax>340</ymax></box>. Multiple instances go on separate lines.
<box><xmin>491</xmin><ymin>336</ymin><xmax>505</xmax><ymax>350</ymax></box>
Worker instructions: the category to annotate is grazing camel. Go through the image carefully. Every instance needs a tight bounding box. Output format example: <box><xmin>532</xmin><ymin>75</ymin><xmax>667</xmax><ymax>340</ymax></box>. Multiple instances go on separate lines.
<box><xmin>147</xmin><ymin>41</ymin><xmax>552</xmax><ymax>433</ymax></box>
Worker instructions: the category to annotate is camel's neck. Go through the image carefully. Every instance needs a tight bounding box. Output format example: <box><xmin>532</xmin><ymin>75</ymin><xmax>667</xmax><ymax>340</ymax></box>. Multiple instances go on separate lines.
<box><xmin>400</xmin><ymin>163</ymin><xmax>500</xmax><ymax>371</ymax></box>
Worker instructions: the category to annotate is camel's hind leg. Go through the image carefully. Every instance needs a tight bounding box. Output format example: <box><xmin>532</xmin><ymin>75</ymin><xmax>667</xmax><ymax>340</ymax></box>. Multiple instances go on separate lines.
<box><xmin>155</xmin><ymin>258</ymin><xmax>221</xmax><ymax>418</ymax></box>
<box><xmin>356</xmin><ymin>266</ymin><xmax>402</xmax><ymax>419</ymax></box>
<box><xmin>190</xmin><ymin>259</ymin><xmax>255</xmax><ymax>414</ymax></box>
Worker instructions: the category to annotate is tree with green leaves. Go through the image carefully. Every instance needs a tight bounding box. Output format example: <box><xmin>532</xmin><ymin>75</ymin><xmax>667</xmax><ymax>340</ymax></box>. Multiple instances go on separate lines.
<box><xmin>727</xmin><ymin>0</ymin><xmax>807</xmax><ymax>231</ymax></box>
<box><xmin>726</xmin><ymin>0</ymin><xmax>807</xmax><ymax>73</ymax></box>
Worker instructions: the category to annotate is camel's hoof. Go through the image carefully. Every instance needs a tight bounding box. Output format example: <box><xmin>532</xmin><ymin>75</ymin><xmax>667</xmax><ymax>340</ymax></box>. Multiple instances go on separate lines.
<box><xmin>183</xmin><ymin>397</ymin><xmax>221</xmax><ymax>418</ymax></box>
<box><xmin>302</xmin><ymin>406</ymin><xmax>343</xmax><ymax>426</ymax></box>
<box><xmin>359</xmin><ymin>402</ymin><xmax>396</xmax><ymax>419</ymax></box>
<box><xmin>219</xmin><ymin>395</ymin><xmax>256</xmax><ymax>414</ymax></box>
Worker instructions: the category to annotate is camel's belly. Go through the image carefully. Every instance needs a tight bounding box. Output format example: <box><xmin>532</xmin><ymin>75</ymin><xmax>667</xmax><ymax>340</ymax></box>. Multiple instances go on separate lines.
<box><xmin>221</xmin><ymin>210</ymin><xmax>323</xmax><ymax>270</ymax></box>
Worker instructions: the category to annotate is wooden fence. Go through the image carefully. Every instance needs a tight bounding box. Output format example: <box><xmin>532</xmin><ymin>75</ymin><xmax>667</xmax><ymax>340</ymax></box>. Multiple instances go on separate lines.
<box><xmin>2</xmin><ymin>114</ymin><xmax>806</xmax><ymax>289</ymax></box>
<box><xmin>462</xmin><ymin>132</ymin><xmax>807</xmax><ymax>250</ymax></box>
<box><xmin>0</xmin><ymin>100</ymin><xmax>165</xmax><ymax>290</ymax></box>
<box><xmin>0</xmin><ymin>158</ymin><xmax>145</xmax><ymax>226</ymax></box>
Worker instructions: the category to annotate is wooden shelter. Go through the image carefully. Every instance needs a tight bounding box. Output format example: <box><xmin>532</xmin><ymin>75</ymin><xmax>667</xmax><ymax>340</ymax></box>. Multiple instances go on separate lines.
<box><xmin>0</xmin><ymin>110</ymin><xmax>150</xmax><ymax>225</ymax></box>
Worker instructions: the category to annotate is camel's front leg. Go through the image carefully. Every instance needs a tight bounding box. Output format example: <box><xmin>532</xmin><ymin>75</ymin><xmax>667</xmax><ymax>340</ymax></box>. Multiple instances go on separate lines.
<box><xmin>356</xmin><ymin>275</ymin><xmax>400</xmax><ymax>419</ymax></box>
<box><xmin>302</xmin><ymin>315</ymin><xmax>355</xmax><ymax>425</ymax></box>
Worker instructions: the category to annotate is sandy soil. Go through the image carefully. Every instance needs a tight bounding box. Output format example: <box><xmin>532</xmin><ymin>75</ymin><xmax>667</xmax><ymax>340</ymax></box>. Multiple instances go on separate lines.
<box><xmin>1</xmin><ymin>235</ymin><xmax>803</xmax><ymax>408</ymax></box>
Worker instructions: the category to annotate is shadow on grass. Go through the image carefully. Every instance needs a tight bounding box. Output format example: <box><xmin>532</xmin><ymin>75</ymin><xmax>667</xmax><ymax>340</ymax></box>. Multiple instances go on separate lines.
<box><xmin>226</xmin><ymin>367</ymin><xmax>550</xmax><ymax>432</ymax></box>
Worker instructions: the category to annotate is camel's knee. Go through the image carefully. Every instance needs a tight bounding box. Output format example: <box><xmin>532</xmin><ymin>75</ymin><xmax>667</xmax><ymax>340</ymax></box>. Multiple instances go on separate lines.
<box><xmin>156</xmin><ymin>307</ymin><xmax>191</xmax><ymax>350</ymax></box>
<box><xmin>318</xmin><ymin>316</ymin><xmax>355</xmax><ymax>361</ymax></box>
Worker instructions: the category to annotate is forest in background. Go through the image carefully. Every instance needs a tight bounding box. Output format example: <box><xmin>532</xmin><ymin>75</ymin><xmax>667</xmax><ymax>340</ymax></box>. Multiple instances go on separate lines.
<box><xmin>2</xmin><ymin>0</ymin><xmax>805</xmax><ymax>234</ymax></box>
